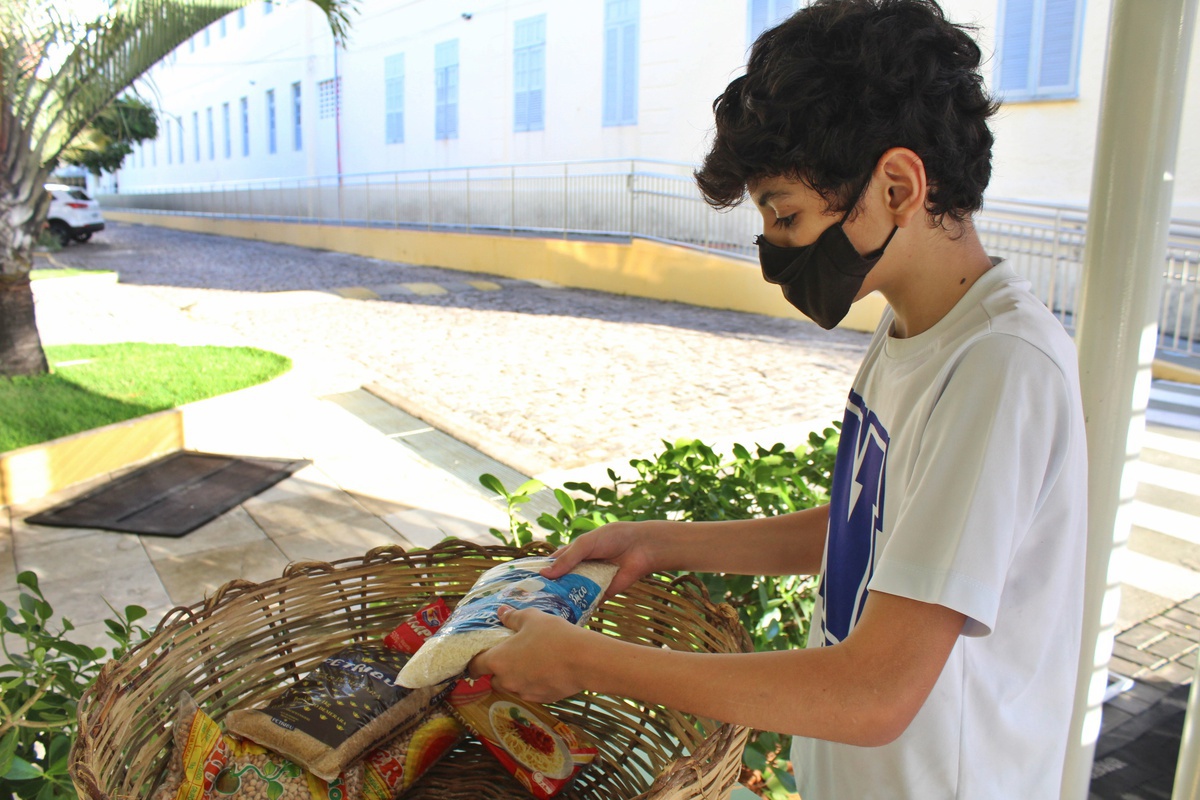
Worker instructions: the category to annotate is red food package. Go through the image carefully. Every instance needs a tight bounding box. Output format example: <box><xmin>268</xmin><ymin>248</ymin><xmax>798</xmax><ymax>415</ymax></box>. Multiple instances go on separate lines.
<box><xmin>384</xmin><ymin>598</ymin><xmax>452</xmax><ymax>655</ymax></box>
<box><xmin>447</xmin><ymin>676</ymin><xmax>598</xmax><ymax>799</ymax></box>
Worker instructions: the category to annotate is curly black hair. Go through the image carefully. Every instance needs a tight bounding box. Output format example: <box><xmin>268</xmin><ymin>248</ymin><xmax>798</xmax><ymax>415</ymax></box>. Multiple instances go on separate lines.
<box><xmin>694</xmin><ymin>0</ymin><xmax>998</xmax><ymax>225</ymax></box>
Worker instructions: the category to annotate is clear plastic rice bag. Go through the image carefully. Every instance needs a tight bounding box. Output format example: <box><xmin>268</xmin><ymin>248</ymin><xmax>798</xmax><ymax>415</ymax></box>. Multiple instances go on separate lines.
<box><xmin>395</xmin><ymin>557</ymin><xmax>618</xmax><ymax>689</ymax></box>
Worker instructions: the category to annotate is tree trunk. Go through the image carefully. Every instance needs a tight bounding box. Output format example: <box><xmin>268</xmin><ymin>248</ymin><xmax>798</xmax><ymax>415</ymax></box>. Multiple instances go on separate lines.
<box><xmin>1</xmin><ymin>160</ymin><xmax>53</xmax><ymax>377</ymax></box>
<box><xmin>0</xmin><ymin>272</ymin><xmax>48</xmax><ymax>376</ymax></box>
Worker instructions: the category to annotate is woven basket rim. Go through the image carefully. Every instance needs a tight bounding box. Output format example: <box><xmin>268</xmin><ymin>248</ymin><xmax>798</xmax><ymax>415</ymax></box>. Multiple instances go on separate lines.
<box><xmin>71</xmin><ymin>539</ymin><xmax>755</xmax><ymax>800</ymax></box>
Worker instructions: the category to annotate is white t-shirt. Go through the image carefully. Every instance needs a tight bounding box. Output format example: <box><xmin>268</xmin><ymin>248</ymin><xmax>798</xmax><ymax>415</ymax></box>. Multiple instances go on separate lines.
<box><xmin>791</xmin><ymin>262</ymin><xmax>1088</xmax><ymax>799</ymax></box>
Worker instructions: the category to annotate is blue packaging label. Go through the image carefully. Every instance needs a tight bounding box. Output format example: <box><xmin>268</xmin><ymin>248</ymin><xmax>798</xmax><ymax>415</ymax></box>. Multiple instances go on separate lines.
<box><xmin>440</xmin><ymin>566</ymin><xmax>602</xmax><ymax>635</ymax></box>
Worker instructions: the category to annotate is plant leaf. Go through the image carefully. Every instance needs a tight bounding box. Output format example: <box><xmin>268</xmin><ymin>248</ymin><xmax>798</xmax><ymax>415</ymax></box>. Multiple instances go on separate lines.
<box><xmin>479</xmin><ymin>473</ymin><xmax>507</xmax><ymax>497</ymax></box>
<box><xmin>3</xmin><ymin>755</ymin><xmax>44</xmax><ymax>781</ymax></box>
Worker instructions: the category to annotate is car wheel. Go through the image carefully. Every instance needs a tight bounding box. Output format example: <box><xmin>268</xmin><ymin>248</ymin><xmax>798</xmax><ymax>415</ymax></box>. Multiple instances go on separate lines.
<box><xmin>74</xmin><ymin>232</ymin><xmax>92</xmax><ymax>243</ymax></box>
<box><xmin>49</xmin><ymin>220</ymin><xmax>72</xmax><ymax>247</ymax></box>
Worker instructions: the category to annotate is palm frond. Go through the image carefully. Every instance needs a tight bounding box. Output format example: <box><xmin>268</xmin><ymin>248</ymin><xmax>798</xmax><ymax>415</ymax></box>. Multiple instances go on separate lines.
<box><xmin>3</xmin><ymin>0</ymin><xmax>356</xmax><ymax>170</ymax></box>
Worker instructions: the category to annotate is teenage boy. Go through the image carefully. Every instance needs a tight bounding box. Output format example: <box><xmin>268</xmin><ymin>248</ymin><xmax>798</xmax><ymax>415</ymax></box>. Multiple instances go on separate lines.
<box><xmin>469</xmin><ymin>0</ymin><xmax>1088</xmax><ymax>796</ymax></box>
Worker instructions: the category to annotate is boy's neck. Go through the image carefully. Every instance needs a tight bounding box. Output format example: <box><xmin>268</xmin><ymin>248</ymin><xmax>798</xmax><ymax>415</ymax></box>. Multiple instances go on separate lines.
<box><xmin>876</xmin><ymin>220</ymin><xmax>995</xmax><ymax>339</ymax></box>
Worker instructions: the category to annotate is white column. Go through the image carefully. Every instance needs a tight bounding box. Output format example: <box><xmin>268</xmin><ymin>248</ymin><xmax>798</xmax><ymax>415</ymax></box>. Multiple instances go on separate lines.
<box><xmin>1061</xmin><ymin>0</ymin><xmax>1198</xmax><ymax>795</ymax></box>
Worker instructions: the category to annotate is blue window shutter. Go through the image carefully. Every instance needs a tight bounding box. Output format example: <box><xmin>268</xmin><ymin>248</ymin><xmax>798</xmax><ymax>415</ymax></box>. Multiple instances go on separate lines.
<box><xmin>1038</xmin><ymin>0</ymin><xmax>1077</xmax><ymax>91</ymax></box>
<box><xmin>514</xmin><ymin>15</ymin><xmax>546</xmax><ymax>132</ymax></box>
<box><xmin>603</xmin><ymin>0</ymin><xmax>638</xmax><ymax>126</ymax></box>
<box><xmin>447</xmin><ymin>64</ymin><xmax>459</xmax><ymax>138</ymax></box>
<box><xmin>435</xmin><ymin>40</ymin><xmax>459</xmax><ymax>140</ymax></box>
<box><xmin>514</xmin><ymin>48</ymin><xmax>529</xmax><ymax>130</ymax></box>
<box><xmin>750</xmin><ymin>0</ymin><xmax>770</xmax><ymax>39</ymax></box>
<box><xmin>385</xmin><ymin>53</ymin><xmax>404</xmax><ymax>144</ymax></box>
<box><xmin>603</xmin><ymin>26</ymin><xmax>620</xmax><ymax>124</ymax></box>
<box><xmin>999</xmin><ymin>0</ymin><xmax>1035</xmax><ymax>94</ymax></box>
<box><xmin>620</xmin><ymin>21</ymin><xmax>637</xmax><ymax>123</ymax></box>
<box><xmin>529</xmin><ymin>44</ymin><xmax>544</xmax><ymax>129</ymax></box>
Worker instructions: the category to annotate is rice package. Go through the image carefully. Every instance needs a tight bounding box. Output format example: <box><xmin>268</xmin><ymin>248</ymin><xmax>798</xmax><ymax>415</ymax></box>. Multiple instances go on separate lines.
<box><xmin>447</xmin><ymin>676</ymin><xmax>599</xmax><ymax>799</ymax></box>
<box><xmin>152</xmin><ymin>693</ymin><xmax>464</xmax><ymax>800</ymax></box>
<box><xmin>395</xmin><ymin>557</ymin><xmax>619</xmax><ymax>689</ymax></box>
<box><xmin>225</xmin><ymin>643</ymin><xmax>450</xmax><ymax>781</ymax></box>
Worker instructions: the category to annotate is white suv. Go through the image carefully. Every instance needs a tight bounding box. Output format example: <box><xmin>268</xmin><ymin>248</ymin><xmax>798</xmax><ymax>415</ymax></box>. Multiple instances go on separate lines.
<box><xmin>44</xmin><ymin>184</ymin><xmax>105</xmax><ymax>246</ymax></box>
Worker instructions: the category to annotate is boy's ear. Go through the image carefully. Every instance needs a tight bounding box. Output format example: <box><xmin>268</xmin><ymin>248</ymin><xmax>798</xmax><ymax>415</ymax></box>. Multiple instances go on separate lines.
<box><xmin>875</xmin><ymin>147</ymin><xmax>927</xmax><ymax>227</ymax></box>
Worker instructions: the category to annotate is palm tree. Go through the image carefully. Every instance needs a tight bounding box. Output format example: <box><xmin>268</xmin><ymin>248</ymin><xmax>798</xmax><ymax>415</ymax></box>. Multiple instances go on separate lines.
<box><xmin>0</xmin><ymin>0</ymin><xmax>352</xmax><ymax>377</ymax></box>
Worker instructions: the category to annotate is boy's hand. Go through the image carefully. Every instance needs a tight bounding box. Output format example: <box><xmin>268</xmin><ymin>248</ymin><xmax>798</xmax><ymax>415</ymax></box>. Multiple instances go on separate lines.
<box><xmin>467</xmin><ymin>605</ymin><xmax>589</xmax><ymax>703</ymax></box>
<box><xmin>540</xmin><ymin>521</ymin><xmax>670</xmax><ymax>598</ymax></box>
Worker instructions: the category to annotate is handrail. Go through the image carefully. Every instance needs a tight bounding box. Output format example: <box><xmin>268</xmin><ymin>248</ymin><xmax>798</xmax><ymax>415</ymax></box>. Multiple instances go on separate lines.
<box><xmin>99</xmin><ymin>159</ymin><xmax>1200</xmax><ymax>355</ymax></box>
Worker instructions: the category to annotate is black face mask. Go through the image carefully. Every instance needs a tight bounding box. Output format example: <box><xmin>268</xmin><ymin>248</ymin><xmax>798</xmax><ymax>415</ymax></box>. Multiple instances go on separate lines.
<box><xmin>755</xmin><ymin>217</ymin><xmax>898</xmax><ymax>330</ymax></box>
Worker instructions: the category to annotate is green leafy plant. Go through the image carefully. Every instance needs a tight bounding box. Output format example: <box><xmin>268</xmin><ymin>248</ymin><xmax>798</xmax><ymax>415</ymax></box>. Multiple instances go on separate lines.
<box><xmin>0</xmin><ymin>571</ymin><xmax>150</xmax><ymax>799</ymax></box>
<box><xmin>480</xmin><ymin>423</ymin><xmax>840</xmax><ymax>799</ymax></box>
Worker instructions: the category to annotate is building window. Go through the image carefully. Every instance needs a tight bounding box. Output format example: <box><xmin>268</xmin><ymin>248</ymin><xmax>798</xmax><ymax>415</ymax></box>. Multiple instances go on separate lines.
<box><xmin>192</xmin><ymin>111</ymin><xmax>200</xmax><ymax>161</ymax></box>
<box><xmin>264</xmin><ymin>1</ymin><xmax>272</xmax><ymax>14</ymax></box>
<box><xmin>514</xmin><ymin>15</ymin><xmax>546</xmax><ymax>132</ymax></box>
<box><xmin>151</xmin><ymin>138</ymin><xmax>157</xmax><ymax>167</ymax></box>
<box><xmin>291</xmin><ymin>82</ymin><xmax>302</xmax><ymax>150</ymax></box>
<box><xmin>203</xmin><ymin>27</ymin><xmax>210</xmax><ymax>46</ymax></box>
<box><xmin>206</xmin><ymin>107</ymin><xmax>215</xmax><ymax>159</ymax></box>
<box><xmin>435</xmin><ymin>39</ymin><xmax>459</xmax><ymax>140</ymax></box>
<box><xmin>240</xmin><ymin>97</ymin><xmax>250</xmax><ymax>156</ymax></box>
<box><xmin>318</xmin><ymin>77</ymin><xmax>341</xmax><ymax>119</ymax></box>
<box><xmin>266</xmin><ymin>89</ymin><xmax>276</xmax><ymax>153</ymax></box>
<box><xmin>139</xmin><ymin>144</ymin><xmax>144</xmax><ymax>168</ymax></box>
<box><xmin>747</xmin><ymin>0</ymin><xmax>796</xmax><ymax>45</ymax></box>
<box><xmin>189</xmin><ymin>37</ymin><xmax>195</xmax><ymax>53</ymax></box>
<box><xmin>219</xmin><ymin>17</ymin><xmax>226</xmax><ymax>37</ymax></box>
<box><xmin>177</xmin><ymin>118</ymin><xmax>184</xmax><ymax>163</ymax></box>
<box><xmin>166</xmin><ymin>122</ymin><xmax>173</xmax><ymax>165</ymax></box>
<box><xmin>222</xmin><ymin>102</ymin><xmax>232</xmax><ymax>158</ymax></box>
<box><xmin>238</xmin><ymin>8</ymin><xmax>245</xmax><ymax>27</ymax></box>
<box><xmin>603</xmin><ymin>0</ymin><xmax>638</xmax><ymax>126</ymax></box>
<box><xmin>996</xmin><ymin>0</ymin><xmax>1084</xmax><ymax>101</ymax></box>
<box><xmin>384</xmin><ymin>54</ymin><xmax>405</xmax><ymax>144</ymax></box>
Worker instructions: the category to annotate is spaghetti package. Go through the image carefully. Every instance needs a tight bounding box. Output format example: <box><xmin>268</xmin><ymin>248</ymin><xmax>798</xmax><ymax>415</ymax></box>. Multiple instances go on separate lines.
<box><xmin>396</xmin><ymin>557</ymin><xmax>618</xmax><ymax>689</ymax></box>
<box><xmin>447</xmin><ymin>676</ymin><xmax>598</xmax><ymax>799</ymax></box>
<box><xmin>152</xmin><ymin>693</ymin><xmax>464</xmax><ymax>800</ymax></box>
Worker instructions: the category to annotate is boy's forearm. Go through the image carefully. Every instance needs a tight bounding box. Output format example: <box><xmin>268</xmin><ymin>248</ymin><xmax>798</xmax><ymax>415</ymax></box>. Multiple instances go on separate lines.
<box><xmin>649</xmin><ymin>505</ymin><xmax>828</xmax><ymax>577</ymax></box>
<box><xmin>567</xmin><ymin>589</ymin><xmax>964</xmax><ymax>748</ymax></box>
<box><xmin>570</xmin><ymin>623</ymin><xmax>887</xmax><ymax>745</ymax></box>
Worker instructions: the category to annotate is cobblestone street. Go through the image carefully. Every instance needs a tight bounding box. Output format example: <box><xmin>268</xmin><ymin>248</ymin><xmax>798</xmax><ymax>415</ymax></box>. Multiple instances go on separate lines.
<box><xmin>46</xmin><ymin>222</ymin><xmax>869</xmax><ymax>476</ymax></box>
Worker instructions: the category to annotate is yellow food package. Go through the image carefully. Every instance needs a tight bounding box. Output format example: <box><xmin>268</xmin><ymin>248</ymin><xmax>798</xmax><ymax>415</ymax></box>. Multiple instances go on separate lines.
<box><xmin>152</xmin><ymin>693</ymin><xmax>463</xmax><ymax>800</ymax></box>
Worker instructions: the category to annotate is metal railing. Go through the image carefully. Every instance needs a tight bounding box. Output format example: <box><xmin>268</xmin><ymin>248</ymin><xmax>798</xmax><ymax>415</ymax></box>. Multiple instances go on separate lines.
<box><xmin>101</xmin><ymin>159</ymin><xmax>1200</xmax><ymax>355</ymax></box>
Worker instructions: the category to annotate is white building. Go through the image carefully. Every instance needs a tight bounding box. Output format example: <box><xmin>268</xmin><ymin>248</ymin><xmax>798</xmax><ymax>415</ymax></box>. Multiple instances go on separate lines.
<box><xmin>109</xmin><ymin>0</ymin><xmax>1199</xmax><ymax>219</ymax></box>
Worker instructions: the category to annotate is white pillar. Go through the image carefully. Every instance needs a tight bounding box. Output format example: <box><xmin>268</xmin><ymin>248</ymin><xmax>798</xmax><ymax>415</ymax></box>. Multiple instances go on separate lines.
<box><xmin>1061</xmin><ymin>0</ymin><xmax>1197</xmax><ymax>796</ymax></box>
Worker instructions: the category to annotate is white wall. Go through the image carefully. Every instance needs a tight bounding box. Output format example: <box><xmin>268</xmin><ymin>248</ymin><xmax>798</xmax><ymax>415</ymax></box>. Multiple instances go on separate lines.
<box><xmin>108</xmin><ymin>0</ymin><xmax>1199</xmax><ymax>220</ymax></box>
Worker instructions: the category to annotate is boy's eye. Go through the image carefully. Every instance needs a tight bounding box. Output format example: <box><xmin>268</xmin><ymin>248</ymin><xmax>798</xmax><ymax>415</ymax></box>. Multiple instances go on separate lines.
<box><xmin>773</xmin><ymin>213</ymin><xmax>797</xmax><ymax>229</ymax></box>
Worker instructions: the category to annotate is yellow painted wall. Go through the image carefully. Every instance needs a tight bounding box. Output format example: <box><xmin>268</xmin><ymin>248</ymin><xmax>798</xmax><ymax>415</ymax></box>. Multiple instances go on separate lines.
<box><xmin>105</xmin><ymin>211</ymin><xmax>888</xmax><ymax>333</ymax></box>
<box><xmin>0</xmin><ymin>410</ymin><xmax>183</xmax><ymax>506</ymax></box>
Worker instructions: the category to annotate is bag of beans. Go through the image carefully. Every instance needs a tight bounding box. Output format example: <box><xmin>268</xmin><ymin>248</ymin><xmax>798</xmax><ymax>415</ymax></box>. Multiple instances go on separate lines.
<box><xmin>396</xmin><ymin>558</ymin><xmax>618</xmax><ymax>689</ymax></box>
<box><xmin>152</xmin><ymin>693</ymin><xmax>464</xmax><ymax>800</ymax></box>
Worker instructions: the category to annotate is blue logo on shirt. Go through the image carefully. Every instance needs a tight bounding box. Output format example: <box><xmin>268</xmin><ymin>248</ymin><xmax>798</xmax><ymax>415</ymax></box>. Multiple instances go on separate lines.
<box><xmin>820</xmin><ymin>390</ymin><xmax>889</xmax><ymax>645</ymax></box>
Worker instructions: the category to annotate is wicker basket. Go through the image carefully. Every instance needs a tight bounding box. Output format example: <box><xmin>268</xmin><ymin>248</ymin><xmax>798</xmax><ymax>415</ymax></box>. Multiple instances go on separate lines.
<box><xmin>70</xmin><ymin>540</ymin><xmax>754</xmax><ymax>800</ymax></box>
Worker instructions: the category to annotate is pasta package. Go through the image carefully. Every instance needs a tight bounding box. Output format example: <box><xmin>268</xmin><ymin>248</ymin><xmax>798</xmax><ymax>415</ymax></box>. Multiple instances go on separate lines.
<box><xmin>446</xmin><ymin>676</ymin><xmax>598</xmax><ymax>799</ymax></box>
<box><xmin>396</xmin><ymin>557</ymin><xmax>618</xmax><ymax>689</ymax></box>
<box><xmin>225</xmin><ymin>644</ymin><xmax>450</xmax><ymax>782</ymax></box>
<box><xmin>152</xmin><ymin>693</ymin><xmax>464</xmax><ymax>800</ymax></box>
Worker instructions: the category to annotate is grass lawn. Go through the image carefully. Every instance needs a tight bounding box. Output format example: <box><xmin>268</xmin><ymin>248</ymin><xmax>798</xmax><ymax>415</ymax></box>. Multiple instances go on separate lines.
<box><xmin>0</xmin><ymin>343</ymin><xmax>291</xmax><ymax>452</ymax></box>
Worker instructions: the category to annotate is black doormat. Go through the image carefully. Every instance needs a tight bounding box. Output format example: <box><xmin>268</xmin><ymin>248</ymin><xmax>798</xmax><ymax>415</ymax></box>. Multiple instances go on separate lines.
<box><xmin>25</xmin><ymin>452</ymin><xmax>310</xmax><ymax>537</ymax></box>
